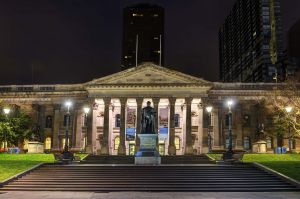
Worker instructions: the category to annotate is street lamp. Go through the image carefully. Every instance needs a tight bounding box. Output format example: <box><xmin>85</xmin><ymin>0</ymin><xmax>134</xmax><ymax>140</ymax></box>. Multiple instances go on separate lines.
<box><xmin>3</xmin><ymin>108</ymin><xmax>10</xmax><ymax>150</ymax></box>
<box><xmin>206</xmin><ymin>106</ymin><xmax>213</xmax><ymax>153</ymax></box>
<box><xmin>63</xmin><ymin>100</ymin><xmax>72</xmax><ymax>158</ymax></box>
<box><xmin>83</xmin><ymin>107</ymin><xmax>90</xmax><ymax>151</ymax></box>
<box><xmin>224</xmin><ymin>99</ymin><xmax>234</xmax><ymax>160</ymax></box>
<box><xmin>285</xmin><ymin>106</ymin><xmax>293</xmax><ymax>151</ymax></box>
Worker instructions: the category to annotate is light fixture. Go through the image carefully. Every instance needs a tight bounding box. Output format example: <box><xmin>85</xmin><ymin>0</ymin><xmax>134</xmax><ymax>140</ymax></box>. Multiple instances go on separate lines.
<box><xmin>65</xmin><ymin>101</ymin><xmax>72</xmax><ymax>108</ymax></box>
<box><xmin>206</xmin><ymin>106</ymin><xmax>213</xmax><ymax>113</ymax></box>
<box><xmin>285</xmin><ymin>106</ymin><xmax>292</xmax><ymax>113</ymax></box>
<box><xmin>83</xmin><ymin>107</ymin><xmax>90</xmax><ymax>114</ymax></box>
<box><xmin>3</xmin><ymin>108</ymin><xmax>10</xmax><ymax>115</ymax></box>
<box><xmin>227</xmin><ymin>100</ymin><xmax>233</xmax><ymax>107</ymax></box>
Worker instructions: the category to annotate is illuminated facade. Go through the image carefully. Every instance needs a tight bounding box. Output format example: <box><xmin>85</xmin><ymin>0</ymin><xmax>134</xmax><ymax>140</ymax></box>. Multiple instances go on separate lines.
<box><xmin>0</xmin><ymin>63</ymin><xmax>299</xmax><ymax>154</ymax></box>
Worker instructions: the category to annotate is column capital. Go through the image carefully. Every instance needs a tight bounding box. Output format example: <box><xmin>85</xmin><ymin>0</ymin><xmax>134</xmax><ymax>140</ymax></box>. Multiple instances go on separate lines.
<box><xmin>168</xmin><ymin>97</ymin><xmax>176</xmax><ymax>105</ymax></box>
<box><xmin>135</xmin><ymin>97</ymin><xmax>144</xmax><ymax>105</ymax></box>
<box><xmin>152</xmin><ymin>97</ymin><xmax>160</xmax><ymax>105</ymax></box>
<box><xmin>119</xmin><ymin>97</ymin><xmax>127</xmax><ymax>105</ymax></box>
<box><xmin>103</xmin><ymin>97</ymin><xmax>111</xmax><ymax>104</ymax></box>
<box><xmin>185</xmin><ymin>97</ymin><xmax>193</xmax><ymax>105</ymax></box>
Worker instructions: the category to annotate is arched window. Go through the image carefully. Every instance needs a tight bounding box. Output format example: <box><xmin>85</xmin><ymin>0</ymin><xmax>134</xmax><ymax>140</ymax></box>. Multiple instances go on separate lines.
<box><xmin>45</xmin><ymin>116</ymin><xmax>52</xmax><ymax>128</ymax></box>
<box><xmin>266</xmin><ymin>136</ymin><xmax>272</xmax><ymax>149</ymax></box>
<box><xmin>243</xmin><ymin>136</ymin><xmax>250</xmax><ymax>150</ymax></box>
<box><xmin>175</xmin><ymin>136</ymin><xmax>180</xmax><ymax>150</ymax></box>
<box><xmin>174</xmin><ymin>114</ymin><xmax>180</xmax><ymax>127</ymax></box>
<box><xmin>115</xmin><ymin>114</ymin><xmax>121</xmax><ymax>127</ymax></box>
<box><xmin>45</xmin><ymin>137</ymin><xmax>51</xmax><ymax>150</ymax></box>
<box><xmin>114</xmin><ymin>136</ymin><xmax>120</xmax><ymax>150</ymax></box>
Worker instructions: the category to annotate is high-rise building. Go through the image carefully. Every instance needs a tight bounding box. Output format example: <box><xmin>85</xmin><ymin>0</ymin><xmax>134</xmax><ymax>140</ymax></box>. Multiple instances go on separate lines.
<box><xmin>288</xmin><ymin>19</ymin><xmax>300</xmax><ymax>67</ymax></box>
<box><xmin>121</xmin><ymin>4</ymin><xmax>164</xmax><ymax>70</ymax></box>
<box><xmin>219</xmin><ymin>0</ymin><xmax>284</xmax><ymax>82</ymax></box>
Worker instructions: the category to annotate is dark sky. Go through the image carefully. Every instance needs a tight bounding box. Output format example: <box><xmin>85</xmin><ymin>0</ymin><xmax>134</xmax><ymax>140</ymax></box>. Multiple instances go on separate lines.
<box><xmin>1</xmin><ymin>0</ymin><xmax>300</xmax><ymax>85</ymax></box>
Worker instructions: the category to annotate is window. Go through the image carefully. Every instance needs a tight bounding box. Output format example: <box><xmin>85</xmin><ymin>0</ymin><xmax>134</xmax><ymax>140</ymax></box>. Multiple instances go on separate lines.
<box><xmin>175</xmin><ymin>136</ymin><xmax>180</xmax><ymax>150</ymax></box>
<box><xmin>174</xmin><ymin>114</ymin><xmax>180</xmax><ymax>127</ymax></box>
<box><xmin>115</xmin><ymin>114</ymin><xmax>121</xmax><ymax>127</ymax></box>
<box><xmin>45</xmin><ymin>116</ymin><xmax>52</xmax><ymax>128</ymax></box>
<box><xmin>243</xmin><ymin>136</ymin><xmax>251</xmax><ymax>150</ymax></box>
<box><xmin>266</xmin><ymin>136</ymin><xmax>272</xmax><ymax>149</ymax></box>
<box><xmin>114</xmin><ymin>136</ymin><xmax>120</xmax><ymax>150</ymax></box>
<box><xmin>45</xmin><ymin>137</ymin><xmax>51</xmax><ymax>150</ymax></box>
<box><xmin>243</xmin><ymin>114</ymin><xmax>251</xmax><ymax>127</ymax></box>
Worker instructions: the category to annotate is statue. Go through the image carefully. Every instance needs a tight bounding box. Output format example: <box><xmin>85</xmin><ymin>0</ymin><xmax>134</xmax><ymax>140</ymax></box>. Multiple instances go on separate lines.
<box><xmin>141</xmin><ymin>101</ymin><xmax>156</xmax><ymax>134</ymax></box>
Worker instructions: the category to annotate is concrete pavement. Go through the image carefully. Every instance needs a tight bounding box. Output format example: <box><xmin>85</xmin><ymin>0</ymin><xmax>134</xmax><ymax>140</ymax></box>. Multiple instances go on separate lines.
<box><xmin>0</xmin><ymin>191</ymin><xmax>299</xmax><ymax>199</ymax></box>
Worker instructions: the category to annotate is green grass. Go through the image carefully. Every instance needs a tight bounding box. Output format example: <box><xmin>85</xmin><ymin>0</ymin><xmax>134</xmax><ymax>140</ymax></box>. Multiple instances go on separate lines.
<box><xmin>0</xmin><ymin>153</ymin><xmax>90</xmax><ymax>182</ymax></box>
<box><xmin>0</xmin><ymin>154</ymin><xmax>54</xmax><ymax>181</ymax></box>
<box><xmin>207</xmin><ymin>153</ymin><xmax>300</xmax><ymax>181</ymax></box>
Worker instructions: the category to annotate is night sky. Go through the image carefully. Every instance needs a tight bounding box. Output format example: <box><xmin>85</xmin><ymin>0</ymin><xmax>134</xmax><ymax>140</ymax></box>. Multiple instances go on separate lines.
<box><xmin>1</xmin><ymin>0</ymin><xmax>300</xmax><ymax>85</ymax></box>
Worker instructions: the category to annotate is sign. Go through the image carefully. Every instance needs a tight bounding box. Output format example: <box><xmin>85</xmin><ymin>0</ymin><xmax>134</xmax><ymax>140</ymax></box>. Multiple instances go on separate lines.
<box><xmin>126</xmin><ymin>128</ymin><xmax>135</xmax><ymax>141</ymax></box>
<box><xmin>158</xmin><ymin>127</ymin><xmax>168</xmax><ymax>142</ymax></box>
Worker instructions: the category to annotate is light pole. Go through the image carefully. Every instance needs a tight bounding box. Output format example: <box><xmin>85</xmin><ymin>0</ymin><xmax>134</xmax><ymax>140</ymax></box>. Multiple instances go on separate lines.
<box><xmin>285</xmin><ymin>106</ymin><xmax>293</xmax><ymax>151</ymax></box>
<box><xmin>83</xmin><ymin>107</ymin><xmax>90</xmax><ymax>151</ymax></box>
<box><xmin>224</xmin><ymin>100</ymin><xmax>234</xmax><ymax>160</ymax></box>
<box><xmin>3</xmin><ymin>108</ymin><xmax>10</xmax><ymax>150</ymax></box>
<box><xmin>63</xmin><ymin>101</ymin><xmax>72</xmax><ymax>158</ymax></box>
<box><xmin>206</xmin><ymin>106</ymin><xmax>213</xmax><ymax>153</ymax></box>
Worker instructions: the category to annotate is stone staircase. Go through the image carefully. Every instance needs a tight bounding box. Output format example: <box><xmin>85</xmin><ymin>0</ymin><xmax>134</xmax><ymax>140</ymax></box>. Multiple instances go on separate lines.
<box><xmin>1</xmin><ymin>164</ymin><xmax>299</xmax><ymax>192</ymax></box>
<box><xmin>81</xmin><ymin>154</ymin><xmax>213</xmax><ymax>164</ymax></box>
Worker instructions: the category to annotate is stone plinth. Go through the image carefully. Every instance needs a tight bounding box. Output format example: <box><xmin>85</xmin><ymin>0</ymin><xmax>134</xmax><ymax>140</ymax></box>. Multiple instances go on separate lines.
<box><xmin>135</xmin><ymin>134</ymin><xmax>161</xmax><ymax>165</ymax></box>
<box><xmin>27</xmin><ymin>142</ymin><xmax>44</xmax><ymax>154</ymax></box>
<box><xmin>252</xmin><ymin>140</ymin><xmax>267</xmax><ymax>153</ymax></box>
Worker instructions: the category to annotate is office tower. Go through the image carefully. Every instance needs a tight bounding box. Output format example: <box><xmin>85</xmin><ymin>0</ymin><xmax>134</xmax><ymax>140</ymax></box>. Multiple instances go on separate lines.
<box><xmin>121</xmin><ymin>4</ymin><xmax>164</xmax><ymax>70</ymax></box>
<box><xmin>288</xmin><ymin>19</ymin><xmax>300</xmax><ymax>67</ymax></box>
<box><xmin>219</xmin><ymin>0</ymin><xmax>284</xmax><ymax>82</ymax></box>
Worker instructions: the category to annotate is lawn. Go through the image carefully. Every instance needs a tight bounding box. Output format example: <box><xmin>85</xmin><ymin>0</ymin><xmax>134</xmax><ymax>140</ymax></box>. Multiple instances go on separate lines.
<box><xmin>0</xmin><ymin>154</ymin><xmax>54</xmax><ymax>181</ymax></box>
<box><xmin>207</xmin><ymin>153</ymin><xmax>300</xmax><ymax>181</ymax></box>
<box><xmin>0</xmin><ymin>153</ymin><xmax>89</xmax><ymax>182</ymax></box>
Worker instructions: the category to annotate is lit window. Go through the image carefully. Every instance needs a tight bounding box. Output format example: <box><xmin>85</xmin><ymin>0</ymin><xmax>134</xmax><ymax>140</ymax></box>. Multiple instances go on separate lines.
<box><xmin>132</xmin><ymin>13</ymin><xmax>143</xmax><ymax>17</ymax></box>
<box><xmin>266</xmin><ymin>136</ymin><xmax>272</xmax><ymax>149</ymax></box>
<box><xmin>153</xmin><ymin>14</ymin><xmax>159</xmax><ymax>17</ymax></box>
<box><xmin>114</xmin><ymin>136</ymin><xmax>120</xmax><ymax>150</ymax></box>
<box><xmin>175</xmin><ymin>136</ymin><xmax>180</xmax><ymax>150</ymax></box>
<box><xmin>243</xmin><ymin>136</ymin><xmax>250</xmax><ymax>150</ymax></box>
<box><xmin>45</xmin><ymin>137</ymin><xmax>51</xmax><ymax>150</ymax></box>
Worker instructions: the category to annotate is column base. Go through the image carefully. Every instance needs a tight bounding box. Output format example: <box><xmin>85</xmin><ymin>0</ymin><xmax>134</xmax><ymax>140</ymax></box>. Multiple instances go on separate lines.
<box><xmin>168</xmin><ymin>145</ymin><xmax>176</xmax><ymax>155</ymax></box>
<box><xmin>100</xmin><ymin>144</ymin><xmax>109</xmax><ymax>155</ymax></box>
<box><xmin>118</xmin><ymin>144</ymin><xmax>126</xmax><ymax>155</ymax></box>
<box><xmin>185</xmin><ymin>145</ymin><xmax>194</xmax><ymax>155</ymax></box>
<box><xmin>85</xmin><ymin>145</ymin><xmax>93</xmax><ymax>154</ymax></box>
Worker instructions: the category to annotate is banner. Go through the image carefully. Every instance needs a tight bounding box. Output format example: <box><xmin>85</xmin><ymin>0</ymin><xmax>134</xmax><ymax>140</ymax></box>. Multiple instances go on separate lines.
<box><xmin>126</xmin><ymin>128</ymin><xmax>135</xmax><ymax>141</ymax></box>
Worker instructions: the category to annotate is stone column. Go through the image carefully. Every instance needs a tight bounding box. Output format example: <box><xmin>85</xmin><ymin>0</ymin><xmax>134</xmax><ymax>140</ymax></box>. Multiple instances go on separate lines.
<box><xmin>71</xmin><ymin>107</ymin><xmax>81</xmax><ymax>151</ymax></box>
<box><xmin>52</xmin><ymin>104</ymin><xmax>61</xmax><ymax>151</ymax></box>
<box><xmin>118</xmin><ymin>97</ymin><xmax>127</xmax><ymax>155</ymax></box>
<box><xmin>168</xmin><ymin>97</ymin><xmax>176</xmax><ymax>155</ymax></box>
<box><xmin>152</xmin><ymin>98</ymin><xmax>160</xmax><ymax>133</ymax></box>
<box><xmin>101</xmin><ymin>97</ymin><xmax>111</xmax><ymax>155</ymax></box>
<box><xmin>85</xmin><ymin>103</ymin><xmax>93</xmax><ymax>153</ymax></box>
<box><xmin>135</xmin><ymin>98</ymin><xmax>143</xmax><ymax>152</ymax></box>
<box><xmin>185</xmin><ymin>97</ymin><xmax>193</xmax><ymax>155</ymax></box>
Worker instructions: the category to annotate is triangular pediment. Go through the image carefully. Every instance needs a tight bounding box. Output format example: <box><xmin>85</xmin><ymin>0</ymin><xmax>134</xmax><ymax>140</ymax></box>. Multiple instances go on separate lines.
<box><xmin>86</xmin><ymin>62</ymin><xmax>211</xmax><ymax>86</ymax></box>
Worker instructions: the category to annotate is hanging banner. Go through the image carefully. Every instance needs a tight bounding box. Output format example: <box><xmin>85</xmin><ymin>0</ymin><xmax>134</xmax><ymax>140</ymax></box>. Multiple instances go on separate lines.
<box><xmin>127</xmin><ymin>108</ymin><xmax>136</xmax><ymax>128</ymax></box>
<box><xmin>126</xmin><ymin>128</ymin><xmax>135</xmax><ymax>141</ymax></box>
<box><xmin>159</xmin><ymin>108</ymin><xmax>168</xmax><ymax>127</ymax></box>
<box><xmin>159</xmin><ymin>127</ymin><xmax>168</xmax><ymax>142</ymax></box>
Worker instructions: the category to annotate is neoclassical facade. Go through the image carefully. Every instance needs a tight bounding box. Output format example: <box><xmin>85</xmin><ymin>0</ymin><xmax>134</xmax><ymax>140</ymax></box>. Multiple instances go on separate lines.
<box><xmin>0</xmin><ymin>63</ymin><xmax>299</xmax><ymax>154</ymax></box>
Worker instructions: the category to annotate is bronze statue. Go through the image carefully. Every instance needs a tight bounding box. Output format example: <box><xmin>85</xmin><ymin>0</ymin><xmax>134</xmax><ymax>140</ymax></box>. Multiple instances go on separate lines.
<box><xmin>141</xmin><ymin>101</ymin><xmax>156</xmax><ymax>134</ymax></box>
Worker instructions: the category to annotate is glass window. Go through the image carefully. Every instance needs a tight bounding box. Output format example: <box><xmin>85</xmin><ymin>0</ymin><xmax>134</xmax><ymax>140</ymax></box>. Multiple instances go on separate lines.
<box><xmin>266</xmin><ymin>136</ymin><xmax>272</xmax><ymax>149</ymax></box>
<box><xmin>45</xmin><ymin>137</ymin><xmax>51</xmax><ymax>150</ymax></box>
<box><xmin>174</xmin><ymin>114</ymin><xmax>180</xmax><ymax>127</ymax></box>
<box><xmin>114</xmin><ymin>136</ymin><xmax>120</xmax><ymax>150</ymax></box>
<box><xmin>115</xmin><ymin>114</ymin><xmax>121</xmax><ymax>127</ymax></box>
<box><xmin>244</xmin><ymin>136</ymin><xmax>250</xmax><ymax>150</ymax></box>
<box><xmin>45</xmin><ymin>116</ymin><xmax>52</xmax><ymax>128</ymax></box>
<box><xmin>175</xmin><ymin>136</ymin><xmax>180</xmax><ymax>150</ymax></box>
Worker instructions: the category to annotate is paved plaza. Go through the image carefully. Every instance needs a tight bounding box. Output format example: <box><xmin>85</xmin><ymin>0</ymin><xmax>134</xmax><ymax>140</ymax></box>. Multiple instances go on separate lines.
<box><xmin>0</xmin><ymin>191</ymin><xmax>300</xmax><ymax>199</ymax></box>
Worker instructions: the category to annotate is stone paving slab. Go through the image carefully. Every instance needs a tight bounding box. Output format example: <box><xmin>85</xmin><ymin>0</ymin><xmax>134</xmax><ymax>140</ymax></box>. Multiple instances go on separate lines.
<box><xmin>0</xmin><ymin>191</ymin><xmax>299</xmax><ymax>199</ymax></box>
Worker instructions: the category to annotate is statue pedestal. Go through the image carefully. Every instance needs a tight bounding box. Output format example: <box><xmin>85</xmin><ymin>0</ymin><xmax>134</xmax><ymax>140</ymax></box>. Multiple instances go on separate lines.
<box><xmin>252</xmin><ymin>140</ymin><xmax>267</xmax><ymax>153</ymax></box>
<box><xmin>135</xmin><ymin>134</ymin><xmax>161</xmax><ymax>165</ymax></box>
<box><xmin>27</xmin><ymin>141</ymin><xmax>44</xmax><ymax>154</ymax></box>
